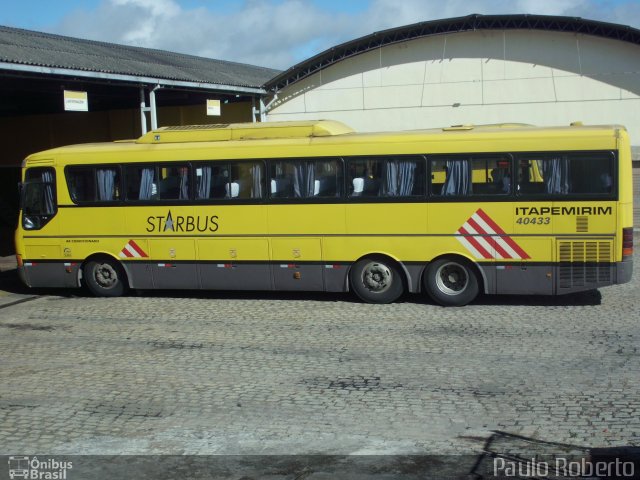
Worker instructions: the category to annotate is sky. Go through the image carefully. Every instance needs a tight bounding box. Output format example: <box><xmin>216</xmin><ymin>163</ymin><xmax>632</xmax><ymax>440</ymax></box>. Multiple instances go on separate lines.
<box><xmin>1</xmin><ymin>0</ymin><xmax>640</xmax><ymax>70</ymax></box>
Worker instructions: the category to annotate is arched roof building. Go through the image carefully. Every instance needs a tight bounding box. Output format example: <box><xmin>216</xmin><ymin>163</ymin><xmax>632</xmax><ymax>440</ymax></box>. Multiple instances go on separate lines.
<box><xmin>264</xmin><ymin>14</ymin><xmax>640</xmax><ymax>148</ymax></box>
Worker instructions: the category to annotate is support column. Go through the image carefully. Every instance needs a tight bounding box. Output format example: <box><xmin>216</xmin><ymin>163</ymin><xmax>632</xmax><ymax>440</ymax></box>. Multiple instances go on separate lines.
<box><xmin>150</xmin><ymin>85</ymin><xmax>160</xmax><ymax>130</ymax></box>
<box><xmin>139</xmin><ymin>88</ymin><xmax>148</xmax><ymax>134</ymax></box>
<box><xmin>139</xmin><ymin>85</ymin><xmax>160</xmax><ymax>134</ymax></box>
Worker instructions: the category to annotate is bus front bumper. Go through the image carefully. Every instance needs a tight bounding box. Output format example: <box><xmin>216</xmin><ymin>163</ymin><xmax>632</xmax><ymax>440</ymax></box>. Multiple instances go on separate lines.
<box><xmin>17</xmin><ymin>265</ymin><xmax>29</xmax><ymax>287</ymax></box>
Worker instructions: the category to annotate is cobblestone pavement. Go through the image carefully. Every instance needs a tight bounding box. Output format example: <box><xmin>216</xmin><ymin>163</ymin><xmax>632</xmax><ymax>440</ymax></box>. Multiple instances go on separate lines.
<box><xmin>0</xmin><ymin>254</ymin><xmax>638</xmax><ymax>457</ymax></box>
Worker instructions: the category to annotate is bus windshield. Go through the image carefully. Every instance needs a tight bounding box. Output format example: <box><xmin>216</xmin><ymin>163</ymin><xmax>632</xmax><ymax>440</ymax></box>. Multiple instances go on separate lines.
<box><xmin>21</xmin><ymin>167</ymin><xmax>56</xmax><ymax>230</ymax></box>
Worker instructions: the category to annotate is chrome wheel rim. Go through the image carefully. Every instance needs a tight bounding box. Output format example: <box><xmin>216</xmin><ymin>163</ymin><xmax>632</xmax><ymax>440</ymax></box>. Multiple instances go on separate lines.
<box><xmin>94</xmin><ymin>263</ymin><xmax>118</xmax><ymax>289</ymax></box>
<box><xmin>435</xmin><ymin>262</ymin><xmax>468</xmax><ymax>296</ymax></box>
<box><xmin>361</xmin><ymin>262</ymin><xmax>392</xmax><ymax>293</ymax></box>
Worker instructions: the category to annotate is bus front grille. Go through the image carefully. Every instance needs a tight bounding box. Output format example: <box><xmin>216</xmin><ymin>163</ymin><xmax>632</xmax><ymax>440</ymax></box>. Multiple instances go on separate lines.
<box><xmin>558</xmin><ymin>240</ymin><xmax>613</xmax><ymax>289</ymax></box>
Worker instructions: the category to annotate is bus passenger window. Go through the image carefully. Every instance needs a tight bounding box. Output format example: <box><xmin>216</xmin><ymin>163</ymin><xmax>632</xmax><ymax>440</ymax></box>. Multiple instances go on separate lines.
<box><xmin>348</xmin><ymin>157</ymin><xmax>424</xmax><ymax>198</ymax></box>
<box><xmin>67</xmin><ymin>167</ymin><xmax>120</xmax><ymax>202</ymax></box>
<box><xmin>96</xmin><ymin>168</ymin><xmax>120</xmax><ymax>201</ymax></box>
<box><xmin>126</xmin><ymin>166</ymin><xmax>157</xmax><ymax>201</ymax></box>
<box><xmin>232</xmin><ymin>161</ymin><xmax>264</xmax><ymax>199</ymax></box>
<box><xmin>379</xmin><ymin>157</ymin><xmax>423</xmax><ymax>197</ymax></box>
<box><xmin>158</xmin><ymin>165</ymin><xmax>189</xmax><ymax>200</ymax></box>
<box><xmin>517</xmin><ymin>153</ymin><xmax>613</xmax><ymax>196</ymax></box>
<box><xmin>269</xmin><ymin>159</ymin><xmax>342</xmax><ymax>199</ymax></box>
<box><xmin>431</xmin><ymin>156</ymin><xmax>511</xmax><ymax>196</ymax></box>
<box><xmin>67</xmin><ymin>168</ymin><xmax>95</xmax><ymax>202</ymax></box>
<box><xmin>431</xmin><ymin>159</ymin><xmax>472</xmax><ymax>196</ymax></box>
<box><xmin>195</xmin><ymin>164</ymin><xmax>229</xmax><ymax>199</ymax></box>
<box><xmin>348</xmin><ymin>158</ymin><xmax>381</xmax><ymax>197</ymax></box>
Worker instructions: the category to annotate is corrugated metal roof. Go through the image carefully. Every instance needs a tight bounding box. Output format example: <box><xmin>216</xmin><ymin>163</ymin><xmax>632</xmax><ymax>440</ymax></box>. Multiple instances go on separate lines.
<box><xmin>266</xmin><ymin>13</ymin><xmax>640</xmax><ymax>91</ymax></box>
<box><xmin>0</xmin><ymin>25</ymin><xmax>280</xmax><ymax>88</ymax></box>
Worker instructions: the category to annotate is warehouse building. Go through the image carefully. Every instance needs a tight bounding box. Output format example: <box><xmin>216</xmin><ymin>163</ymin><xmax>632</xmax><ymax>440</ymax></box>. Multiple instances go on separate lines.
<box><xmin>265</xmin><ymin>14</ymin><xmax>640</xmax><ymax>144</ymax></box>
<box><xmin>0</xmin><ymin>26</ymin><xmax>278</xmax><ymax>252</ymax></box>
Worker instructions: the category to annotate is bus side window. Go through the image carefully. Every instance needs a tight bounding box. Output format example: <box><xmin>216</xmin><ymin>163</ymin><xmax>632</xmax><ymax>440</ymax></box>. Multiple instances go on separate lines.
<box><xmin>158</xmin><ymin>165</ymin><xmax>190</xmax><ymax>200</ymax></box>
<box><xmin>379</xmin><ymin>157</ymin><xmax>424</xmax><ymax>197</ymax></box>
<box><xmin>269</xmin><ymin>161</ymin><xmax>294</xmax><ymax>198</ymax></box>
<box><xmin>431</xmin><ymin>156</ymin><xmax>511</xmax><ymax>196</ymax></box>
<box><xmin>269</xmin><ymin>159</ymin><xmax>342</xmax><ymax>199</ymax></box>
<box><xmin>431</xmin><ymin>158</ymin><xmax>472</xmax><ymax>196</ymax></box>
<box><xmin>126</xmin><ymin>166</ymin><xmax>158</xmax><ymax>201</ymax></box>
<box><xmin>348</xmin><ymin>158</ymin><xmax>381</xmax><ymax>197</ymax></box>
<box><xmin>67</xmin><ymin>167</ymin><xmax>95</xmax><ymax>202</ymax></box>
<box><xmin>517</xmin><ymin>153</ymin><xmax>614</xmax><ymax>196</ymax></box>
<box><xmin>313</xmin><ymin>159</ymin><xmax>342</xmax><ymax>197</ymax></box>
<box><xmin>67</xmin><ymin>167</ymin><xmax>120</xmax><ymax>202</ymax></box>
<box><xmin>230</xmin><ymin>161</ymin><xmax>264</xmax><ymax>199</ymax></box>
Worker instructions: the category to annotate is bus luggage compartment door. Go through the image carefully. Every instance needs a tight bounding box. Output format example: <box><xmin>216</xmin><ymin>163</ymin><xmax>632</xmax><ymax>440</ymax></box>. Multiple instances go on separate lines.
<box><xmin>198</xmin><ymin>238</ymin><xmax>272</xmax><ymax>290</ymax></box>
<box><xmin>148</xmin><ymin>239</ymin><xmax>198</xmax><ymax>290</ymax></box>
<box><xmin>271</xmin><ymin>238</ymin><xmax>323</xmax><ymax>291</ymax></box>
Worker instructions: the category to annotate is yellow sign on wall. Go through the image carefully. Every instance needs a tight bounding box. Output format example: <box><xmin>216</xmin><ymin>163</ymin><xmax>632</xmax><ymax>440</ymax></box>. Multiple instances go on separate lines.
<box><xmin>206</xmin><ymin>99</ymin><xmax>221</xmax><ymax>116</ymax></box>
<box><xmin>63</xmin><ymin>90</ymin><xmax>88</xmax><ymax>112</ymax></box>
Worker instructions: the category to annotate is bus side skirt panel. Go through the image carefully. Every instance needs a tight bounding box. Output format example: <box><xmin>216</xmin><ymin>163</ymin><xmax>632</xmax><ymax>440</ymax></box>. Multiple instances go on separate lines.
<box><xmin>20</xmin><ymin>262</ymin><xmax>81</xmax><ymax>289</ymax></box>
<box><xmin>123</xmin><ymin>262</ymin><xmax>154</xmax><ymax>289</ymax></box>
<box><xmin>200</xmin><ymin>263</ymin><xmax>274</xmax><ymax>290</ymax></box>
<box><xmin>477</xmin><ymin>264</ymin><xmax>496</xmax><ymax>295</ymax></box>
<box><xmin>323</xmin><ymin>265</ymin><xmax>349</xmax><ymax>292</ymax></box>
<box><xmin>493</xmin><ymin>264</ymin><xmax>554</xmax><ymax>295</ymax></box>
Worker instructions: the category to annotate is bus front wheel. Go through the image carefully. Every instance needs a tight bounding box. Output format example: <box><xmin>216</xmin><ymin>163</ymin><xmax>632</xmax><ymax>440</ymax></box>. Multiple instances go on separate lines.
<box><xmin>350</xmin><ymin>257</ymin><xmax>404</xmax><ymax>304</ymax></box>
<box><xmin>84</xmin><ymin>258</ymin><xmax>128</xmax><ymax>297</ymax></box>
<box><xmin>424</xmin><ymin>257</ymin><xmax>479</xmax><ymax>306</ymax></box>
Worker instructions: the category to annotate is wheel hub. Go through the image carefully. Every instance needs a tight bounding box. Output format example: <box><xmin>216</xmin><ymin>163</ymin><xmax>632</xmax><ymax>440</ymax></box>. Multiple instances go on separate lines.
<box><xmin>95</xmin><ymin>263</ymin><xmax>118</xmax><ymax>289</ymax></box>
<box><xmin>435</xmin><ymin>262</ymin><xmax>468</xmax><ymax>295</ymax></box>
<box><xmin>362</xmin><ymin>262</ymin><xmax>392</xmax><ymax>293</ymax></box>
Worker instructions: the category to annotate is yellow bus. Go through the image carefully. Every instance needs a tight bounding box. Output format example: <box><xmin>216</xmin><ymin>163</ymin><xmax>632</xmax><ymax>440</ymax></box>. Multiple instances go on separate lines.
<box><xmin>15</xmin><ymin>120</ymin><xmax>633</xmax><ymax>306</ymax></box>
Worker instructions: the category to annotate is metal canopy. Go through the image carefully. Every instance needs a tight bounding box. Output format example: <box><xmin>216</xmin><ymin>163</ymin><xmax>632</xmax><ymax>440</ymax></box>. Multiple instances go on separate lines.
<box><xmin>265</xmin><ymin>13</ymin><xmax>640</xmax><ymax>91</ymax></box>
<box><xmin>0</xmin><ymin>24</ymin><xmax>281</xmax><ymax>129</ymax></box>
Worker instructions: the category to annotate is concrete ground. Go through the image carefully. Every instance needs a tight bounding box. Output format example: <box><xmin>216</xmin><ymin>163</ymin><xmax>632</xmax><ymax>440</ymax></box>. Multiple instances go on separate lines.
<box><xmin>0</xmin><ymin>250</ymin><xmax>638</xmax><ymax>478</ymax></box>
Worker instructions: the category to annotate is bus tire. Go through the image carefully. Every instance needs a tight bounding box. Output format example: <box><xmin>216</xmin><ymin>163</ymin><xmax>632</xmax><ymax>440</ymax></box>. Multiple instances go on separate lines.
<box><xmin>84</xmin><ymin>258</ymin><xmax>128</xmax><ymax>297</ymax></box>
<box><xmin>350</xmin><ymin>257</ymin><xmax>404</xmax><ymax>304</ymax></box>
<box><xmin>424</xmin><ymin>257</ymin><xmax>479</xmax><ymax>306</ymax></box>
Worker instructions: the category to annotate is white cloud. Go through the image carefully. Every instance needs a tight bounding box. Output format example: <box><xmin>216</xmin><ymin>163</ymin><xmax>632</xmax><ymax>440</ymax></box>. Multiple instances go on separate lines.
<box><xmin>49</xmin><ymin>0</ymin><xmax>640</xmax><ymax>70</ymax></box>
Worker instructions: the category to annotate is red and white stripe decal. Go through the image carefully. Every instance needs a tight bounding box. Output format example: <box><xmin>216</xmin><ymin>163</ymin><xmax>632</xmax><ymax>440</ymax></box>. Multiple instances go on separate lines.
<box><xmin>455</xmin><ymin>209</ymin><xmax>530</xmax><ymax>260</ymax></box>
<box><xmin>119</xmin><ymin>240</ymin><xmax>148</xmax><ymax>258</ymax></box>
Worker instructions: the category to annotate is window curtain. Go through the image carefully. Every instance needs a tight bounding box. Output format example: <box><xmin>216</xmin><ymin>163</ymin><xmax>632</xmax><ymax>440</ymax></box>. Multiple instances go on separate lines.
<box><xmin>179</xmin><ymin>168</ymin><xmax>189</xmax><ymax>200</ymax></box>
<box><xmin>541</xmin><ymin>157</ymin><xmax>570</xmax><ymax>194</ymax></box>
<box><xmin>251</xmin><ymin>163</ymin><xmax>263</xmax><ymax>199</ymax></box>
<box><xmin>96</xmin><ymin>168</ymin><xmax>116</xmax><ymax>201</ymax></box>
<box><xmin>441</xmin><ymin>160</ymin><xmax>472</xmax><ymax>195</ymax></box>
<box><xmin>381</xmin><ymin>160</ymin><xmax>416</xmax><ymax>196</ymax></box>
<box><xmin>139</xmin><ymin>168</ymin><xmax>155</xmax><ymax>200</ymax></box>
<box><xmin>293</xmin><ymin>162</ymin><xmax>315</xmax><ymax>198</ymax></box>
<box><xmin>41</xmin><ymin>170</ymin><xmax>55</xmax><ymax>214</ymax></box>
<box><xmin>196</xmin><ymin>166</ymin><xmax>212</xmax><ymax>199</ymax></box>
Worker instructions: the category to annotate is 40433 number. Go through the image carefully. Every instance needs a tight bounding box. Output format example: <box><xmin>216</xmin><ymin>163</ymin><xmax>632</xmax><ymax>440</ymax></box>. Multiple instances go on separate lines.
<box><xmin>516</xmin><ymin>216</ymin><xmax>551</xmax><ymax>225</ymax></box>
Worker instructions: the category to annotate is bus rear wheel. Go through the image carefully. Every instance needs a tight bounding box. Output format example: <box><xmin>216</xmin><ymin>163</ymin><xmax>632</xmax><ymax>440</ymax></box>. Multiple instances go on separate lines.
<box><xmin>84</xmin><ymin>258</ymin><xmax>127</xmax><ymax>297</ymax></box>
<box><xmin>350</xmin><ymin>257</ymin><xmax>404</xmax><ymax>304</ymax></box>
<box><xmin>424</xmin><ymin>257</ymin><xmax>479</xmax><ymax>306</ymax></box>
